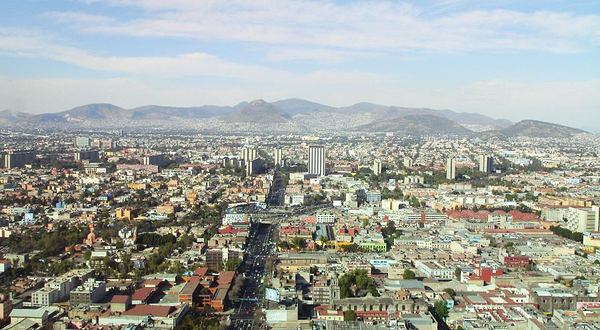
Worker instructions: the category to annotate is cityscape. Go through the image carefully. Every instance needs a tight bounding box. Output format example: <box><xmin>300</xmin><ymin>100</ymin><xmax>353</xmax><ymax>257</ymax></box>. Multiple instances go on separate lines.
<box><xmin>1</xmin><ymin>1</ymin><xmax>600</xmax><ymax>330</ymax></box>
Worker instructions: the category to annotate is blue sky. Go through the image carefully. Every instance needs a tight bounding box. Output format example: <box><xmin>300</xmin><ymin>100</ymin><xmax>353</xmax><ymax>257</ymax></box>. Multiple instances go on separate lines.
<box><xmin>0</xmin><ymin>0</ymin><xmax>599</xmax><ymax>130</ymax></box>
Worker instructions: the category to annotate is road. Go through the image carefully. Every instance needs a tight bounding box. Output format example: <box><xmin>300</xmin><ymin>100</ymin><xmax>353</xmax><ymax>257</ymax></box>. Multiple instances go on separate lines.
<box><xmin>229</xmin><ymin>222</ymin><xmax>275</xmax><ymax>330</ymax></box>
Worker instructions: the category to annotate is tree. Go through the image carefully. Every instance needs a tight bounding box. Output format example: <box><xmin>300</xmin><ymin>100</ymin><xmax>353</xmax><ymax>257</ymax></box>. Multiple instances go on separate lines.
<box><xmin>443</xmin><ymin>288</ymin><xmax>456</xmax><ymax>297</ymax></box>
<box><xmin>503</xmin><ymin>242</ymin><xmax>514</xmax><ymax>248</ymax></box>
<box><xmin>403</xmin><ymin>269</ymin><xmax>416</xmax><ymax>280</ymax></box>
<box><xmin>344</xmin><ymin>310</ymin><xmax>357</xmax><ymax>321</ymax></box>
<box><xmin>454</xmin><ymin>267</ymin><xmax>462</xmax><ymax>280</ymax></box>
<box><xmin>434</xmin><ymin>300</ymin><xmax>449</xmax><ymax>320</ymax></box>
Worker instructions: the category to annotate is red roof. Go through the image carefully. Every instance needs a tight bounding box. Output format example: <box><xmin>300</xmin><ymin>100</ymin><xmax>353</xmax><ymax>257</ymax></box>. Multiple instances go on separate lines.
<box><xmin>122</xmin><ymin>305</ymin><xmax>174</xmax><ymax>317</ymax></box>
<box><xmin>131</xmin><ymin>287</ymin><xmax>154</xmax><ymax>302</ymax></box>
<box><xmin>110</xmin><ymin>295</ymin><xmax>130</xmax><ymax>304</ymax></box>
<box><xmin>218</xmin><ymin>271</ymin><xmax>235</xmax><ymax>285</ymax></box>
<box><xmin>194</xmin><ymin>267</ymin><xmax>209</xmax><ymax>277</ymax></box>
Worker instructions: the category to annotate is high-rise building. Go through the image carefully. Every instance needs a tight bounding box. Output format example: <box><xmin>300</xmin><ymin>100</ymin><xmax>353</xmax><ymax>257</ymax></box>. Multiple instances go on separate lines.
<box><xmin>273</xmin><ymin>148</ymin><xmax>283</xmax><ymax>167</ymax></box>
<box><xmin>4</xmin><ymin>150</ymin><xmax>36</xmax><ymax>169</ymax></box>
<box><xmin>403</xmin><ymin>157</ymin><xmax>413</xmax><ymax>168</ymax></box>
<box><xmin>74</xmin><ymin>137</ymin><xmax>91</xmax><ymax>148</ymax></box>
<box><xmin>240</xmin><ymin>147</ymin><xmax>256</xmax><ymax>162</ymax></box>
<box><xmin>372</xmin><ymin>159</ymin><xmax>382</xmax><ymax>175</ymax></box>
<box><xmin>74</xmin><ymin>150</ymin><xmax>99</xmax><ymax>162</ymax></box>
<box><xmin>143</xmin><ymin>154</ymin><xmax>166</xmax><ymax>168</ymax></box>
<box><xmin>479</xmin><ymin>155</ymin><xmax>494</xmax><ymax>173</ymax></box>
<box><xmin>308</xmin><ymin>145</ymin><xmax>326</xmax><ymax>176</ymax></box>
<box><xmin>446</xmin><ymin>158</ymin><xmax>456</xmax><ymax>180</ymax></box>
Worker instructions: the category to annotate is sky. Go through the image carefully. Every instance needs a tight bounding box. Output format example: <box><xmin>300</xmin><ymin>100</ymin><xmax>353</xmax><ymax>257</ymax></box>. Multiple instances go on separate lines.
<box><xmin>0</xmin><ymin>0</ymin><xmax>599</xmax><ymax>130</ymax></box>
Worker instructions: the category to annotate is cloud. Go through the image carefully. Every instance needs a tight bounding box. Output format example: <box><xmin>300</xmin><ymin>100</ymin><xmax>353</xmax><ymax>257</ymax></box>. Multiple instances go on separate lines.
<box><xmin>58</xmin><ymin>0</ymin><xmax>600</xmax><ymax>53</ymax></box>
<box><xmin>0</xmin><ymin>28</ymin><xmax>288</xmax><ymax>80</ymax></box>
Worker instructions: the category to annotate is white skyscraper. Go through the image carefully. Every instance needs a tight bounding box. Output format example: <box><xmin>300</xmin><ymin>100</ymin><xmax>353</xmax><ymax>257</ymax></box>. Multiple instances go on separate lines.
<box><xmin>372</xmin><ymin>159</ymin><xmax>382</xmax><ymax>175</ymax></box>
<box><xmin>479</xmin><ymin>155</ymin><xmax>494</xmax><ymax>173</ymax></box>
<box><xmin>273</xmin><ymin>148</ymin><xmax>283</xmax><ymax>167</ymax></box>
<box><xmin>308</xmin><ymin>145</ymin><xmax>326</xmax><ymax>176</ymax></box>
<box><xmin>446</xmin><ymin>158</ymin><xmax>456</xmax><ymax>180</ymax></box>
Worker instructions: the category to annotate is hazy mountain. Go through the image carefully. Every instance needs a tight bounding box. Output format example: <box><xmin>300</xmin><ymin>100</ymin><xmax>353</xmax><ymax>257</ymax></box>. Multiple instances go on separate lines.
<box><xmin>500</xmin><ymin>120</ymin><xmax>588</xmax><ymax>138</ymax></box>
<box><xmin>328</xmin><ymin>102</ymin><xmax>510</xmax><ymax>129</ymax></box>
<box><xmin>130</xmin><ymin>105</ymin><xmax>237</xmax><ymax>120</ymax></box>
<box><xmin>271</xmin><ymin>98</ymin><xmax>334</xmax><ymax>116</ymax></box>
<box><xmin>12</xmin><ymin>99</ymin><xmax>586</xmax><ymax>137</ymax></box>
<box><xmin>0</xmin><ymin>109</ymin><xmax>33</xmax><ymax>122</ymax></box>
<box><xmin>60</xmin><ymin>103</ymin><xmax>130</xmax><ymax>121</ymax></box>
<box><xmin>353</xmin><ymin>114</ymin><xmax>473</xmax><ymax>135</ymax></box>
<box><xmin>225</xmin><ymin>100</ymin><xmax>291</xmax><ymax>124</ymax></box>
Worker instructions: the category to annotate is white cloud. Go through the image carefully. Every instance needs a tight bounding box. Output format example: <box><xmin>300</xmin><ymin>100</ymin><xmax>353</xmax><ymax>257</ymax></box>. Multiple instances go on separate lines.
<box><xmin>59</xmin><ymin>0</ymin><xmax>600</xmax><ymax>53</ymax></box>
<box><xmin>0</xmin><ymin>28</ymin><xmax>289</xmax><ymax>80</ymax></box>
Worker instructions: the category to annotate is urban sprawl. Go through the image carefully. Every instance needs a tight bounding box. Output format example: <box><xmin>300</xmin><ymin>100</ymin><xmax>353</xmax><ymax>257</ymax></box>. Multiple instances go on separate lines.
<box><xmin>1</xmin><ymin>130</ymin><xmax>600</xmax><ymax>330</ymax></box>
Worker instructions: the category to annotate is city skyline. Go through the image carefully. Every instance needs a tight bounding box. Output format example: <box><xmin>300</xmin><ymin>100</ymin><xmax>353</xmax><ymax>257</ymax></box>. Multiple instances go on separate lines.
<box><xmin>0</xmin><ymin>0</ymin><xmax>599</xmax><ymax>131</ymax></box>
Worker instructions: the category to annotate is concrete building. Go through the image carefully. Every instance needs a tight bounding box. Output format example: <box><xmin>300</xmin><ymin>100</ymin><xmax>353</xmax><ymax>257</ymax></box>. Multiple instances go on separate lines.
<box><xmin>564</xmin><ymin>206</ymin><xmax>600</xmax><ymax>233</ymax></box>
<box><xmin>446</xmin><ymin>158</ymin><xmax>456</xmax><ymax>180</ymax></box>
<box><xmin>479</xmin><ymin>154</ymin><xmax>494</xmax><ymax>173</ymax></box>
<box><xmin>308</xmin><ymin>145</ymin><xmax>326</xmax><ymax>176</ymax></box>
<box><xmin>372</xmin><ymin>159</ymin><xmax>382</xmax><ymax>175</ymax></box>
<box><xmin>69</xmin><ymin>278</ymin><xmax>106</xmax><ymax>305</ymax></box>
<box><xmin>4</xmin><ymin>150</ymin><xmax>36</xmax><ymax>169</ymax></box>
<box><xmin>273</xmin><ymin>148</ymin><xmax>283</xmax><ymax>167</ymax></box>
<box><xmin>74</xmin><ymin>150</ymin><xmax>100</xmax><ymax>162</ymax></box>
<box><xmin>143</xmin><ymin>154</ymin><xmax>166</xmax><ymax>168</ymax></box>
<box><xmin>74</xmin><ymin>136</ymin><xmax>91</xmax><ymax>147</ymax></box>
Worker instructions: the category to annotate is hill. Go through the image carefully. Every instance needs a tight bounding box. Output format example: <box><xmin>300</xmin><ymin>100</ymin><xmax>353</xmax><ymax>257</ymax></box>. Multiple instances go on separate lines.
<box><xmin>500</xmin><ymin>120</ymin><xmax>587</xmax><ymax>138</ymax></box>
<box><xmin>353</xmin><ymin>114</ymin><xmax>473</xmax><ymax>135</ymax></box>
<box><xmin>225</xmin><ymin>100</ymin><xmax>291</xmax><ymax>124</ymax></box>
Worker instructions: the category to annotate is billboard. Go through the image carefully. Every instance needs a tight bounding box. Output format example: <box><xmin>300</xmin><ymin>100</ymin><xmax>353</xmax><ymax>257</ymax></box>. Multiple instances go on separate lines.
<box><xmin>265</xmin><ymin>288</ymin><xmax>280</xmax><ymax>302</ymax></box>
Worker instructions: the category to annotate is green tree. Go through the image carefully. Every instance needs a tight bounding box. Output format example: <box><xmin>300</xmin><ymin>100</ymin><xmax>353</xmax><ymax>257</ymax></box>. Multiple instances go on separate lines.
<box><xmin>434</xmin><ymin>300</ymin><xmax>449</xmax><ymax>320</ymax></box>
<box><xmin>443</xmin><ymin>288</ymin><xmax>456</xmax><ymax>297</ymax></box>
<box><xmin>344</xmin><ymin>310</ymin><xmax>357</xmax><ymax>321</ymax></box>
<box><xmin>403</xmin><ymin>269</ymin><xmax>416</xmax><ymax>280</ymax></box>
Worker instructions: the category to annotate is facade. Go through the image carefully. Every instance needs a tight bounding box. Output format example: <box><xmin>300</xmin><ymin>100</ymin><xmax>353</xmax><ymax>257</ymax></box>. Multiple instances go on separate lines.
<box><xmin>308</xmin><ymin>145</ymin><xmax>326</xmax><ymax>176</ymax></box>
<box><xmin>479</xmin><ymin>154</ymin><xmax>494</xmax><ymax>173</ymax></box>
<box><xmin>4</xmin><ymin>150</ymin><xmax>36</xmax><ymax>169</ymax></box>
<box><xmin>446</xmin><ymin>158</ymin><xmax>456</xmax><ymax>180</ymax></box>
<box><xmin>143</xmin><ymin>154</ymin><xmax>166</xmax><ymax>168</ymax></box>
<box><xmin>74</xmin><ymin>136</ymin><xmax>91</xmax><ymax>147</ymax></box>
<box><xmin>69</xmin><ymin>279</ymin><xmax>107</xmax><ymax>305</ymax></box>
<box><xmin>74</xmin><ymin>150</ymin><xmax>100</xmax><ymax>162</ymax></box>
<box><xmin>416</xmin><ymin>260</ymin><xmax>453</xmax><ymax>280</ymax></box>
<box><xmin>274</xmin><ymin>148</ymin><xmax>283</xmax><ymax>167</ymax></box>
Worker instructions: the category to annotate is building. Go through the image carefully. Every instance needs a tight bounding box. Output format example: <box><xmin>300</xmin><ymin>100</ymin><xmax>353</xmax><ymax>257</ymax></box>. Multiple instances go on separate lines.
<box><xmin>403</xmin><ymin>157</ymin><xmax>413</xmax><ymax>168</ymax></box>
<box><xmin>70</xmin><ymin>278</ymin><xmax>106</xmax><ymax>305</ymax></box>
<box><xmin>446</xmin><ymin>158</ymin><xmax>456</xmax><ymax>180</ymax></box>
<box><xmin>308</xmin><ymin>145</ymin><xmax>326</xmax><ymax>176</ymax></box>
<box><xmin>372</xmin><ymin>159</ymin><xmax>382</xmax><ymax>175</ymax></box>
<box><xmin>415</xmin><ymin>260</ymin><xmax>453</xmax><ymax>280</ymax></box>
<box><xmin>74</xmin><ymin>136</ymin><xmax>91</xmax><ymax>147</ymax></box>
<box><xmin>479</xmin><ymin>155</ymin><xmax>494</xmax><ymax>173</ymax></box>
<box><xmin>240</xmin><ymin>147</ymin><xmax>257</xmax><ymax>162</ymax></box>
<box><xmin>74</xmin><ymin>150</ymin><xmax>100</xmax><ymax>162</ymax></box>
<box><xmin>273</xmin><ymin>148</ymin><xmax>283</xmax><ymax>167</ymax></box>
<box><xmin>564</xmin><ymin>206</ymin><xmax>600</xmax><ymax>233</ymax></box>
<box><xmin>4</xmin><ymin>150</ymin><xmax>36</xmax><ymax>169</ymax></box>
<box><xmin>143</xmin><ymin>154</ymin><xmax>166</xmax><ymax>168</ymax></box>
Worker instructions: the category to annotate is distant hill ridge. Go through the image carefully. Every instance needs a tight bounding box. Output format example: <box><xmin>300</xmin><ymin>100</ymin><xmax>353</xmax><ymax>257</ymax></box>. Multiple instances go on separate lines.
<box><xmin>1</xmin><ymin>98</ymin><xmax>588</xmax><ymax>137</ymax></box>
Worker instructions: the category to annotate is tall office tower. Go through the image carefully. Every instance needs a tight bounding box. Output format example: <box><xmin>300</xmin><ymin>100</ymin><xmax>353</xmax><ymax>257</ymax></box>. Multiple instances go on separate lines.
<box><xmin>308</xmin><ymin>145</ymin><xmax>326</xmax><ymax>176</ymax></box>
<box><xmin>143</xmin><ymin>154</ymin><xmax>167</xmax><ymax>168</ymax></box>
<box><xmin>273</xmin><ymin>148</ymin><xmax>283</xmax><ymax>167</ymax></box>
<box><xmin>4</xmin><ymin>150</ymin><xmax>36</xmax><ymax>168</ymax></box>
<box><xmin>74</xmin><ymin>136</ymin><xmax>91</xmax><ymax>147</ymax></box>
<box><xmin>240</xmin><ymin>147</ymin><xmax>257</xmax><ymax>162</ymax></box>
<box><xmin>403</xmin><ymin>157</ymin><xmax>413</xmax><ymax>168</ymax></box>
<box><xmin>446</xmin><ymin>158</ymin><xmax>456</xmax><ymax>180</ymax></box>
<box><xmin>372</xmin><ymin>159</ymin><xmax>382</xmax><ymax>175</ymax></box>
<box><xmin>479</xmin><ymin>155</ymin><xmax>494</xmax><ymax>173</ymax></box>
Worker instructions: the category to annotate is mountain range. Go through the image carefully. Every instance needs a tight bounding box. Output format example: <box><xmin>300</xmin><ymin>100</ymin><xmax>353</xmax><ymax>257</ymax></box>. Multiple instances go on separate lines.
<box><xmin>0</xmin><ymin>98</ymin><xmax>589</xmax><ymax>138</ymax></box>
